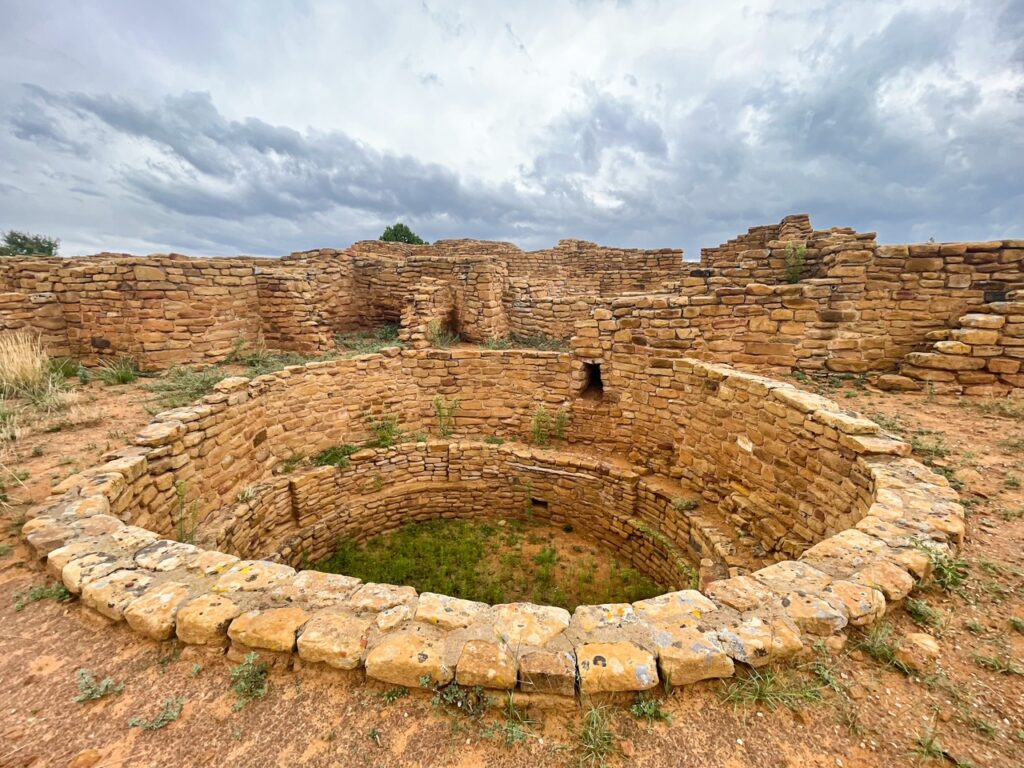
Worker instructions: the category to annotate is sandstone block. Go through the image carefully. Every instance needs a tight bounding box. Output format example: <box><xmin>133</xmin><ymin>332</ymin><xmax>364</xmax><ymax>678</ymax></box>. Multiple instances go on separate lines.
<box><xmin>81</xmin><ymin>569</ymin><xmax>153</xmax><ymax>621</ymax></box>
<box><xmin>493</xmin><ymin>603</ymin><xmax>570</xmax><ymax>646</ymax></box>
<box><xmin>577</xmin><ymin>641</ymin><xmax>658</xmax><ymax>693</ymax></box>
<box><xmin>124</xmin><ymin>581</ymin><xmax>192</xmax><ymax>639</ymax></box>
<box><xmin>365</xmin><ymin>630</ymin><xmax>453</xmax><ymax>688</ymax></box>
<box><xmin>176</xmin><ymin>593</ymin><xmax>244</xmax><ymax>645</ymax></box>
<box><xmin>456</xmin><ymin>639</ymin><xmax>517</xmax><ymax>689</ymax></box>
<box><xmin>415</xmin><ymin>592</ymin><xmax>488</xmax><ymax>629</ymax></box>
<box><xmin>297</xmin><ymin>611</ymin><xmax>373</xmax><ymax>669</ymax></box>
<box><xmin>518</xmin><ymin>648</ymin><xmax>576</xmax><ymax>696</ymax></box>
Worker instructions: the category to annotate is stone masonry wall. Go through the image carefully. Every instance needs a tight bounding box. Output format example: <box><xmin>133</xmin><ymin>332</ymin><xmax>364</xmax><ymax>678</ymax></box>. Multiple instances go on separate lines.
<box><xmin>21</xmin><ymin>353</ymin><xmax>964</xmax><ymax>698</ymax></box>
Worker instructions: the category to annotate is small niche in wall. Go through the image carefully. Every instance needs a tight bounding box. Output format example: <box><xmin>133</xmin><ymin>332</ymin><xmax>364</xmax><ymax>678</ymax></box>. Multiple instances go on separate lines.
<box><xmin>529</xmin><ymin>498</ymin><xmax>549</xmax><ymax>515</ymax></box>
<box><xmin>580</xmin><ymin>361</ymin><xmax>604</xmax><ymax>400</ymax></box>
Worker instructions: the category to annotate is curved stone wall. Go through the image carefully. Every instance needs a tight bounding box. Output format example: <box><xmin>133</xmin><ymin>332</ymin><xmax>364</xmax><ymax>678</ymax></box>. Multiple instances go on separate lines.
<box><xmin>20</xmin><ymin>351</ymin><xmax>965</xmax><ymax>697</ymax></box>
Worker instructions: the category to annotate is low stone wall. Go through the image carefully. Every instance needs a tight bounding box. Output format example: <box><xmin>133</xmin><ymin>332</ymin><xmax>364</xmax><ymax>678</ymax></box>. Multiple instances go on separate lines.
<box><xmin>20</xmin><ymin>352</ymin><xmax>964</xmax><ymax>697</ymax></box>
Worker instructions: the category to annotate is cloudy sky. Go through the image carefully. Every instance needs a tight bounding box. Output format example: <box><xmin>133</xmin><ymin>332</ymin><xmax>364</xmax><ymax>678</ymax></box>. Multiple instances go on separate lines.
<box><xmin>1</xmin><ymin>0</ymin><xmax>1021</xmax><ymax>258</ymax></box>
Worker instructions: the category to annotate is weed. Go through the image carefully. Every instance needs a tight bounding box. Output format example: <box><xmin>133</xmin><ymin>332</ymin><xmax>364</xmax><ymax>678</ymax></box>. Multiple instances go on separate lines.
<box><xmin>173</xmin><ymin>481</ymin><xmax>198</xmax><ymax>545</ymax></box>
<box><xmin>382</xmin><ymin>686</ymin><xmax>409</xmax><ymax>704</ymax></box>
<box><xmin>721</xmin><ymin>667</ymin><xmax>822</xmax><ymax>710</ymax></box>
<box><xmin>367</xmin><ymin>414</ymin><xmax>402</xmax><ymax>448</ymax></box>
<box><xmin>911</xmin><ymin>433</ymin><xmax>949</xmax><ymax>461</ymax></box>
<box><xmin>277</xmin><ymin>453</ymin><xmax>306</xmax><ymax>474</ymax></box>
<box><xmin>967</xmin><ymin>398</ymin><xmax>1024</xmax><ymax>420</ymax></box>
<box><xmin>129</xmin><ymin>697</ymin><xmax>186</xmax><ymax>730</ymax></box>
<box><xmin>966</xmin><ymin>714</ymin><xmax>999</xmax><ymax>738</ymax></box>
<box><xmin>14</xmin><ymin>581</ymin><xmax>72</xmax><ymax>610</ymax></box>
<box><xmin>531</xmin><ymin>405</ymin><xmax>552</xmax><ymax>446</ymax></box>
<box><xmin>580</xmin><ymin>706</ymin><xmax>616</xmax><ymax>767</ymax></box>
<box><xmin>434</xmin><ymin>397</ymin><xmax>459</xmax><ymax>437</ymax></box>
<box><xmin>965</xmin><ymin>620</ymin><xmax>984</xmax><ymax>634</ymax></box>
<box><xmin>31</xmin><ymin>445</ymin><xmax>43</xmax><ymax>456</ymax></box>
<box><xmin>917</xmin><ymin>544</ymin><xmax>969</xmax><ymax>592</ymax></box>
<box><xmin>0</xmin><ymin>544</ymin><xmax>10</xmax><ymax>557</ymax></box>
<box><xmin>97</xmin><ymin>357</ymin><xmax>140</xmax><ymax>385</ymax></box>
<box><xmin>0</xmin><ymin>330</ymin><xmax>50</xmax><ymax>396</ymax></box>
<box><xmin>1007</xmin><ymin>475</ymin><xmax>1022</xmax><ymax>489</ymax></box>
<box><xmin>368</xmin><ymin>727</ymin><xmax>382</xmax><ymax>746</ymax></box>
<box><xmin>429</xmin><ymin>681</ymin><xmax>489</xmax><ymax>718</ymax></box>
<box><xmin>905</xmin><ymin>597</ymin><xmax>945</xmax><ymax>631</ymax></box>
<box><xmin>672</xmin><ymin>497</ymin><xmax>699</xmax><ymax>512</ymax></box>
<box><xmin>74</xmin><ymin>669</ymin><xmax>124</xmax><ymax>702</ymax></box>
<box><xmin>911</xmin><ymin>723</ymin><xmax>944</xmax><ymax>760</ymax></box>
<box><xmin>1011</xmin><ymin>617</ymin><xmax>1024</xmax><ymax>633</ymax></box>
<box><xmin>871</xmin><ymin>413</ymin><xmax>906</xmax><ymax>435</ymax></box>
<box><xmin>630</xmin><ymin>692</ymin><xmax>671</xmax><ymax>722</ymax></box>
<box><xmin>553</xmin><ymin>408</ymin><xmax>569</xmax><ymax>440</ymax></box>
<box><xmin>997</xmin><ymin>437</ymin><xmax>1024</xmax><ymax>453</ymax></box>
<box><xmin>784</xmin><ymin>242</ymin><xmax>807</xmax><ymax>284</ymax></box>
<box><xmin>336</xmin><ymin>325</ymin><xmax>403</xmax><ymax>356</ymax></box>
<box><xmin>483</xmin><ymin>334</ymin><xmax>569</xmax><ymax>352</ymax></box>
<box><xmin>971</xmin><ymin>653</ymin><xmax>1023</xmax><ymax>675</ymax></box>
<box><xmin>236</xmin><ymin>485</ymin><xmax>259</xmax><ymax>503</ymax></box>
<box><xmin>854</xmin><ymin>622</ymin><xmax>909</xmax><ymax>674</ymax></box>
<box><xmin>147</xmin><ymin>366</ymin><xmax>226</xmax><ymax>408</ymax></box>
<box><xmin>426</xmin><ymin>319</ymin><xmax>460</xmax><ymax>349</ymax></box>
<box><xmin>231</xmin><ymin>652</ymin><xmax>269</xmax><ymax>708</ymax></box>
<box><xmin>484</xmin><ymin>435</ymin><xmax>504</xmax><ymax>445</ymax></box>
<box><xmin>489</xmin><ymin>693</ymin><xmax>536</xmax><ymax>747</ymax></box>
<box><xmin>313</xmin><ymin>444</ymin><xmax>359</xmax><ymax>469</ymax></box>
<box><xmin>808</xmin><ymin>642</ymin><xmax>845</xmax><ymax>694</ymax></box>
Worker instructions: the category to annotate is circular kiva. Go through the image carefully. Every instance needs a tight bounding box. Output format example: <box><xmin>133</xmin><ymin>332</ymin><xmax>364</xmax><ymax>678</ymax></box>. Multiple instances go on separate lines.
<box><xmin>21</xmin><ymin>349</ymin><xmax>965</xmax><ymax>697</ymax></box>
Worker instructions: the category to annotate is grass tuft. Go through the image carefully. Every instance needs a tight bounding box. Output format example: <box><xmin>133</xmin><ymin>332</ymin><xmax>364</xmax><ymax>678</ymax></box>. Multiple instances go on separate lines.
<box><xmin>721</xmin><ymin>667</ymin><xmax>822</xmax><ymax>710</ymax></box>
<box><xmin>231</xmin><ymin>652</ymin><xmax>269</xmax><ymax>709</ymax></box>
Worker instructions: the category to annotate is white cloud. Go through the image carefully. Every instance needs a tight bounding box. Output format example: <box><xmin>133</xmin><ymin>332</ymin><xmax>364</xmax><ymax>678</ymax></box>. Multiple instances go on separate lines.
<box><xmin>0</xmin><ymin>0</ymin><xmax>1021</xmax><ymax>257</ymax></box>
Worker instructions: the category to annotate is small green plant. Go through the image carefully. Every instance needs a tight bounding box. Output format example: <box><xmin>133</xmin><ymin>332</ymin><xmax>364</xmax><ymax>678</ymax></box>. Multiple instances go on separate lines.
<box><xmin>965</xmin><ymin>619</ymin><xmax>984</xmax><ymax>634</ymax></box>
<box><xmin>531</xmin><ymin>405</ymin><xmax>552</xmax><ymax>446</ymax></box>
<box><xmin>428</xmin><ymin>681</ymin><xmax>489</xmax><ymax>718</ymax></box>
<box><xmin>580</xmin><ymin>705</ymin><xmax>616</xmax><ymax>767</ymax></box>
<box><xmin>911</xmin><ymin>433</ymin><xmax>950</xmax><ymax>461</ymax></box>
<box><xmin>855</xmin><ymin>622</ymin><xmax>909</xmax><ymax>673</ymax></box>
<box><xmin>368</xmin><ymin>727</ymin><xmax>382</xmax><ymax>746</ymax></box>
<box><xmin>278</xmin><ymin>452</ymin><xmax>306</xmax><ymax>474</ymax></box>
<box><xmin>97</xmin><ymin>357</ymin><xmax>140</xmax><ymax>385</ymax></box>
<box><xmin>917</xmin><ymin>544</ymin><xmax>969</xmax><ymax>592</ymax></box>
<box><xmin>382</xmin><ymin>686</ymin><xmax>409</xmax><ymax>704</ymax></box>
<box><xmin>721</xmin><ymin>667</ymin><xmax>822</xmax><ymax>710</ymax></box>
<box><xmin>74</xmin><ymin>669</ymin><xmax>124</xmax><ymax>702</ymax></box>
<box><xmin>236</xmin><ymin>485</ymin><xmax>259</xmax><ymax>503</ymax></box>
<box><xmin>433</xmin><ymin>397</ymin><xmax>459</xmax><ymax>438</ymax></box>
<box><xmin>0</xmin><ymin>544</ymin><xmax>10</xmax><ymax>557</ymax></box>
<box><xmin>484</xmin><ymin>435</ymin><xmax>504</xmax><ymax>445</ymax></box>
<box><xmin>905</xmin><ymin>597</ymin><xmax>945</xmax><ymax>631</ymax></box>
<box><xmin>1007</xmin><ymin>475</ymin><xmax>1022</xmax><ymax>489</ymax></box>
<box><xmin>911</xmin><ymin>723</ymin><xmax>944</xmax><ymax>760</ymax></box>
<box><xmin>672</xmin><ymin>497</ymin><xmax>699</xmax><ymax>512</ymax></box>
<box><xmin>14</xmin><ymin>581</ymin><xmax>72</xmax><ymax>610</ymax></box>
<box><xmin>426</xmin><ymin>318</ymin><xmax>460</xmax><ymax>349</ymax></box>
<box><xmin>367</xmin><ymin>414</ymin><xmax>402</xmax><ymax>448</ymax></box>
<box><xmin>313</xmin><ymin>444</ymin><xmax>360</xmax><ymax>469</ymax></box>
<box><xmin>173</xmin><ymin>480</ymin><xmax>198</xmax><ymax>545</ymax></box>
<box><xmin>490</xmin><ymin>693</ymin><xmax>536</xmax><ymax>747</ymax></box>
<box><xmin>335</xmin><ymin>325</ymin><xmax>404</xmax><ymax>356</ymax></box>
<box><xmin>630</xmin><ymin>692</ymin><xmax>671</xmax><ymax>722</ymax></box>
<box><xmin>129</xmin><ymin>697</ymin><xmax>186</xmax><ymax>730</ymax></box>
<box><xmin>553</xmin><ymin>408</ymin><xmax>569</xmax><ymax>440</ymax></box>
<box><xmin>971</xmin><ymin>652</ymin><xmax>1023</xmax><ymax>675</ymax></box>
<box><xmin>1010</xmin><ymin>616</ymin><xmax>1024</xmax><ymax>633</ymax></box>
<box><xmin>147</xmin><ymin>365</ymin><xmax>226</xmax><ymax>408</ymax></box>
<box><xmin>783</xmin><ymin>242</ymin><xmax>807</xmax><ymax>284</ymax></box>
<box><xmin>231</xmin><ymin>652</ymin><xmax>269</xmax><ymax>709</ymax></box>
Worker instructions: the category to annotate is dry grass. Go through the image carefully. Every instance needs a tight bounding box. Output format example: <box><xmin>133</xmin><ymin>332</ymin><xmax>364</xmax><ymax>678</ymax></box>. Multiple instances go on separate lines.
<box><xmin>0</xmin><ymin>330</ymin><xmax>49</xmax><ymax>397</ymax></box>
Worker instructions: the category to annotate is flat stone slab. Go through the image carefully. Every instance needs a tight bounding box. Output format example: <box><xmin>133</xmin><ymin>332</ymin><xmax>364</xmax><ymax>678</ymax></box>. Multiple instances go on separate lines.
<box><xmin>493</xmin><ymin>603</ymin><xmax>570</xmax><ymax>646</ymax></box>
<box><xmin>416</xmin><ymin>592</ymin><xmax>488</xmax><ymax>630</ymax></box>
<box><xmin>212</xmin><ymin>561</ymin><xmax>296</xmax><ymax>593</ymax></box>
<box><xmin>81</xmin><ymin>569</ymin><xmax>153</xmax><ymax>621</ymax></box>
<box><xmin>651</xmin><ymin>625</ymin><xmax>735</xmax><ymax>686</ymax></box>
<box><xmin>518</xmin><ymin>647</ymin><xmax>576</xmax><ymax>696</ymax></box>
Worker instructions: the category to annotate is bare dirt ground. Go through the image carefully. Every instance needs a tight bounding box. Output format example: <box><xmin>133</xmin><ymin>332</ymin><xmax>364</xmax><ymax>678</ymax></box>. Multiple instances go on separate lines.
<box><xmin>0</xmin><ymin>372</ymin><xmax>1021</xmax><ymax>768</ymax></box>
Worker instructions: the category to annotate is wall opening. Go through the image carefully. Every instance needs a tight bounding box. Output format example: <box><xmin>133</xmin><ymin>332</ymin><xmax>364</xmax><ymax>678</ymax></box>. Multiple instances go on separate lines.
<box><xmin>581</xmin><ymin>362</ymin><xmax>604</xmax><ymax>400</ymax></box>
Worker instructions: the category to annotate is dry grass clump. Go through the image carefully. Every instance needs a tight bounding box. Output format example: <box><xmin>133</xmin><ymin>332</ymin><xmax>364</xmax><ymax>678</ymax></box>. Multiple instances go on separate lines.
<box><xmin>0</xmin><ymin>331</ymin><xmax>49</xmax><ymax>397</ymax></box>
<box><xmin>0</xmin><ymin>330</ymin><xmax>77</xmax><ymax>415</ymax></box>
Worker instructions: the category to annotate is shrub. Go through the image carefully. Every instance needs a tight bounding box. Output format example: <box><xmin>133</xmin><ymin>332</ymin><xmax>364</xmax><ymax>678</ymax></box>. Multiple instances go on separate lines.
<box><xmin>434</xmin><ymin>397</ymin><xmax>459</xmax><ymax>437</ymax></box>
<box><xmin>75</xmin><ymin>669</ymin><xmax>124</xmax><ymax>702</ymax></box>
<box><xmin>368</xmin><ymin>415</ymin><xmax>402</xmax><ymax>448</ymax></box>
<box><xmin>313</xmin><ymin>444</ymin><xmax>359</xmax><ymax>468</ymax></box>
<box><xmin>129</xmin><ymin>697</ymin><xmax>186</xmax><ymax>730</ymax></box>
<box><xmin>630</xmin><ymin>692</ymin><xmax>671</xmax><ymax>722</ymax></box>
<box><xmin>0</xmin><ymin>230</ymin><xmax>59</xmax><ymax>257</ymax></box>
<box><xmin>97</xmin><ymin>357</ymin><xmax>140</xmax><ymax>385</ymax></box>
<box><xmin>379</xmin><ymin>222</ymin><xmax>425</xmax><ymax>245</ymax></box>
<box><xmin>336</xmin><ymin>325</ymin><xmax>404</xmax><ymax>356</ymax></box>
<box><xmin>531</xmin><ymin>405</ymin><xmax>552</xmax><ymax>446</ymax></box>
<box><xmin>231</xmin><ymin>652</ymin><xmax>269</xmax><ymax>709</ymax></box>
<box><xmin>784</xmin><ymin>243</ymin><xmax>807</xmax><ymax>284</ymax></box>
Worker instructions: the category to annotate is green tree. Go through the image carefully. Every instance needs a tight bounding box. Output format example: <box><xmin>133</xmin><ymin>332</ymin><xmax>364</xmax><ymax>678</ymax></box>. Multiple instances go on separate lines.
<box><xmin>0</xmin><ymin>230</ymin><xmax>60</xmax><ymax>257</ymax></box>
<box><xmin>379</xmin><ymin>222</ymin><xmax>425</xmax><ymax>245</ymax></box>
